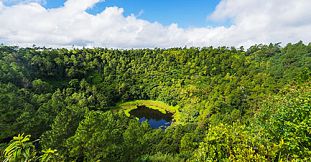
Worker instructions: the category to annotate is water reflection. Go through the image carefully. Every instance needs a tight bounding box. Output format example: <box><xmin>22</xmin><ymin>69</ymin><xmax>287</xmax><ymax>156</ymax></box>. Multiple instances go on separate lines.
<box><xmin>129</xmin><ymin>106</ymin><xmax>173</xmax><ymax>129</ymax></box>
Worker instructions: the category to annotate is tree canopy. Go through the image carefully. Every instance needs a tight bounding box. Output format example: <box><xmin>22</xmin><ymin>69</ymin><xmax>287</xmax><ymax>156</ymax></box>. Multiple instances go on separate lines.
<box><xmin>0</xmin><ymin>42</ymin><xmax>310</xmax><ymax>161</ymax></box>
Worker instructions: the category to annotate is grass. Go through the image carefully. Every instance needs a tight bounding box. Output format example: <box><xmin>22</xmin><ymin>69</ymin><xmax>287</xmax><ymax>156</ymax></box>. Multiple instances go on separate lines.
<box><xmin>116</xmin><ymin>100</ymin><xmax>180</xmax><ymax>122</ymax></box>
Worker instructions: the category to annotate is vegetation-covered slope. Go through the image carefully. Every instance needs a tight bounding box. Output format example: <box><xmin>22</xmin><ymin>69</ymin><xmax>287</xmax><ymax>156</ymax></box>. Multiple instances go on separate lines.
<box><xmin>0</xmin><ymin>42</ymin><xmax>310</xmax><ymax>161</ymax></box>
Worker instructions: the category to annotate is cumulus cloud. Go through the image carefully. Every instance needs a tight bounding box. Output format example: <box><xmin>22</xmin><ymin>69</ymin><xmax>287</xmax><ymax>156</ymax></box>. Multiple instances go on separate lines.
<box><xmin>209</xmin><ymin>0</ymin><xmax>311</xmax><ymax>46</ymax></box>
<box><xmin>0</xmin><ymin>0</ymin><xmax>310</xmax><ymax>48</ymax></box>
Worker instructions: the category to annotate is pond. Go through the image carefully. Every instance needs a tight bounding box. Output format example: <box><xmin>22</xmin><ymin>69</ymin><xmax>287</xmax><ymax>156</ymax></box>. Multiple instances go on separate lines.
<box><xmin>129</xmin><ymin>105</ymin><xmax>173</xmax><ymax>129</ymax></box>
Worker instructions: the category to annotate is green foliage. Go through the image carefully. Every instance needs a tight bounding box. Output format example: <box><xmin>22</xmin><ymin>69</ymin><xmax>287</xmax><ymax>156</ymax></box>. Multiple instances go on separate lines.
<box><xmin>3</xmin><ymin>134</ymin><xmax>36</xmax><ymax>162</ymax></box>
<box><xmin>39</xmin><ymin>148</ymin><xmax>62</xmax><ymax>162</ymax></box>
<box><xmin>2</xmin><ymin>134</ymin><xmax>61</xmax><ymax>162</ymax></box>
<box><xmin>64</xmin><ymin>111</ymin><xmax>151</xmax><ymax>161</ymax></box>
<box><xmin>191</xmin><ymin>123</ymin><xmax>283</xmax><ymax>161</ymax></box>
<box><xmin>254</xmin><ymin>82</ymin><xmax>311</xmax><ymax>160</ymax></box>
<box><xmin>117</xmin><ymin>100</ymin><xmax>178</xmax><ymax>120</ymax></box>
<box><xmin>140</xmin><ymin>152</ymin><xmax>184</xmax><ymax>162</ymax></box>
<box><xmin>0</xmin><ymin>43</ymin><xmax>310</xmax><ymax>161</ymax></box>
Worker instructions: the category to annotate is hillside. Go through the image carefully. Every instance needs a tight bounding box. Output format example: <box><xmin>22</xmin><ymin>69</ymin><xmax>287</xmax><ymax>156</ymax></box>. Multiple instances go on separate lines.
<box><xmin>0</xmin><ymin>42</ymin><xmax>310</xmax><ymax>161</ymax></box>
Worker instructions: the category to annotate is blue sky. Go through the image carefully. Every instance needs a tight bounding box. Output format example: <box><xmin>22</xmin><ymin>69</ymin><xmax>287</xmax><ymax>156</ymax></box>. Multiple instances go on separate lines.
<box><xmin>48</xmin><ymin>0</ymin><xmax>222</xmax><ymax>27</ymax></box>
<box><xmin>83</xmin><ymin>0</ymin><xmax>222</xmax><ymax>28</ymax></box>
<box><xmin>5</xmin><ymin>0</ymin><xmax>224</xmax><ymax>28</ymax></box>
<box><xmin>1</xmin><ymin>0</ymin><xmax>310</xmax><ymax>48</ymax></box>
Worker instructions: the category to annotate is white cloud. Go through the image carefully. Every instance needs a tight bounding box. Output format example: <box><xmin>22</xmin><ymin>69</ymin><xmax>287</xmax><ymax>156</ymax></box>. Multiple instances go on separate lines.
<box><xmin>1</xmin><ymin>0</ymin><xmax>47</xmax><ymax>5</ymax></box>
<box><xmin>209</xmin><ymin>0</ymin><xmax>311</xmax><ymax>46</ymax></box>
<box><xmin>0</xmin><ymin>0</ymin><xmax>310</xmax><ymax>48</ymax></box>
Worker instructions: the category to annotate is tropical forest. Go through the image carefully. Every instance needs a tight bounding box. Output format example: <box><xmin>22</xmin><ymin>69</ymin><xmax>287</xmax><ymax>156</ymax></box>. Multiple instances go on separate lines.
<box><xmin>0</xmin><ymin>41</ymin><xmax>310</xmax><ymax>161</ymax></box>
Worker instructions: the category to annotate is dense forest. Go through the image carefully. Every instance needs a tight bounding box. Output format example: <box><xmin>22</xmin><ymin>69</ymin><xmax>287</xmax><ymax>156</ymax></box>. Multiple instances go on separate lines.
<box><xmin>0</xmin><ymin>42</ymin><xmax>310</xmax><ymax>161</ymax></box>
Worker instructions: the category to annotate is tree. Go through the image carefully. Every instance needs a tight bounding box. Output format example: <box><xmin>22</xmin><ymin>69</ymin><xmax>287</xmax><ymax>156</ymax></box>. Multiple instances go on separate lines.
<box><xmin>39</xmin><ymin>148</ymin><xmax>62</xmax><ymax>162</ymax></box>
<box><xmin>255</xmin><ymin>83</ymin><xmax>311</xmax><ymax>160</ymax></box>
<box><xmin>3</xmin><ymin>134</ymin><xmax>36</xmax><ymax>162</ymax></box>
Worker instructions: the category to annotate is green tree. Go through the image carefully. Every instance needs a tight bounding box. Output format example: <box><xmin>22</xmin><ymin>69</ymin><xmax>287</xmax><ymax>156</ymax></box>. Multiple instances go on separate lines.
<box><xmin>39</xmin><ymin>148</ymin><xmax>62</xmax><ymax>162</ymax></box>
<box><xmin>3</xmin><ymin>134</ymin><xmax>36</xmax><ymax>162</ymax></box>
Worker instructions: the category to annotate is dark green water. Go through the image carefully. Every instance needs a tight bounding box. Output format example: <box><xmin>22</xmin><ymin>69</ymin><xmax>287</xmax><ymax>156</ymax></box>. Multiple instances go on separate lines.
<box><xmin>129</xmin><ymin>106</ymin><xmax>173</xmax><ymax>129</ymax></box>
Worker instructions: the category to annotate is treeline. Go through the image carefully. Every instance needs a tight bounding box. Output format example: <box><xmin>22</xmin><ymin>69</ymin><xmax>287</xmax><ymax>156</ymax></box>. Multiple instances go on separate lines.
<box><xmin>0</xmin><ymin>42</ymin><xmax>310</xmax><ymax>161</ymax></box>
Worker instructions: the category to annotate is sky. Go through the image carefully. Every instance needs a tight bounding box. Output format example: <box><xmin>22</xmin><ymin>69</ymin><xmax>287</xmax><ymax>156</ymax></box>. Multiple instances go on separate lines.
<box><xmin>0</xmin><ymin>0</ymin><xmax>311</xmax><ymax>48</ymax></box>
